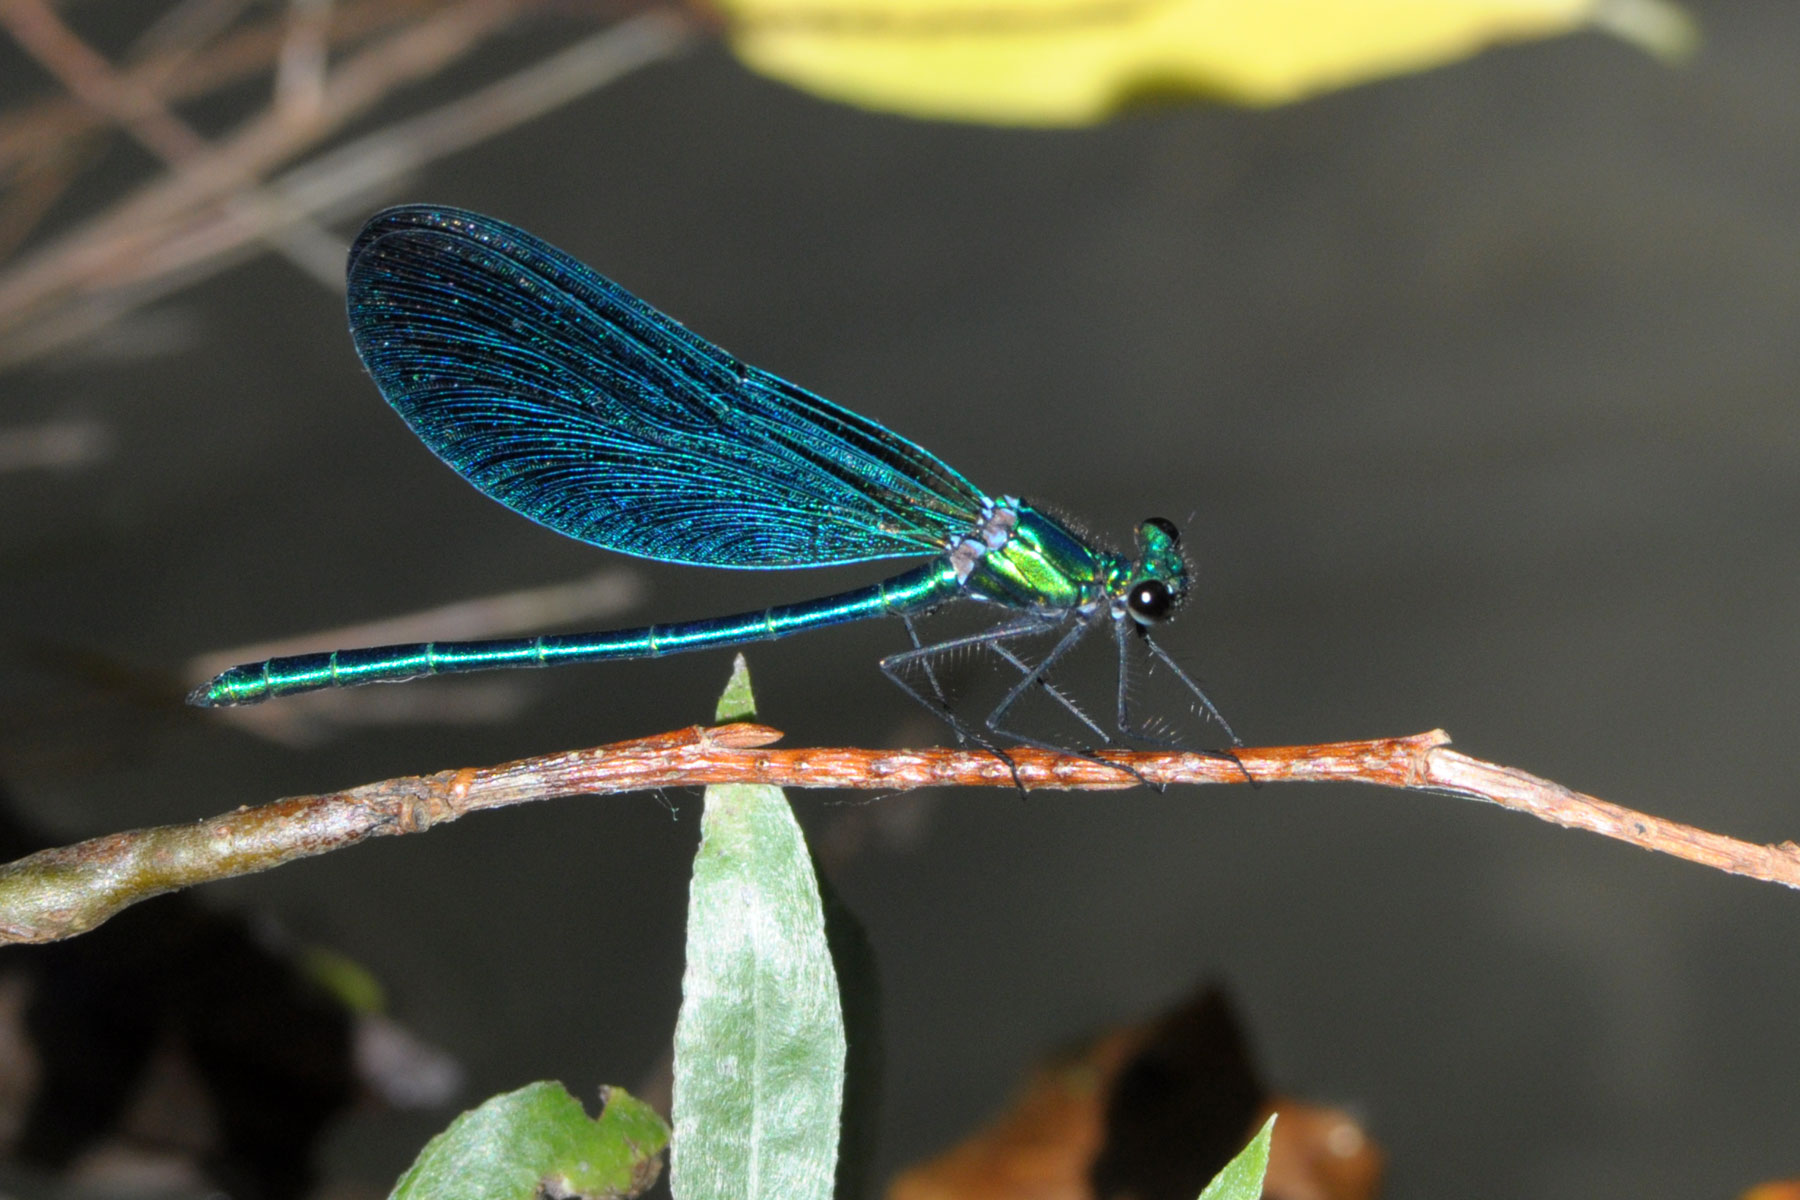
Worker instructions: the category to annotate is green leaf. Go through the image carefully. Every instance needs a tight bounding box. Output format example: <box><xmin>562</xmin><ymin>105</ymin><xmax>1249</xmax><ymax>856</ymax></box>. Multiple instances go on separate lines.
<box><xmin>298</xmin><ymin>943</ymin><xmax>387</xmax><ymax>1014</ymax></box>
<box><xmin>714</xmin><ymin>654</ymin><xmax>759</xmax><ymax>722</ymax></box>
<box><xmin>672</xmin><ymin>660</ymin><xmax>845</xmax><ymax>1200</ymax></box>
<box><xmin>1196</xmin><ymin>1114</ymin><xmax>1275</xmax><ymax>1200</ymax></box>
<box><xmin>390</xmin><ymin>1082</ymin><xmax>668</xmax><ymax>1200</ymax></box>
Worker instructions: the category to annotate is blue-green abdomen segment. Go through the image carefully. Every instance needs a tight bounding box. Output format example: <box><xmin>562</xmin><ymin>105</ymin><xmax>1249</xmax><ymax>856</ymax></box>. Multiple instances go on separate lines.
<box><xmin>192</xmin><ymin>562</ymin><xmax>960</xmax><ymax>707</ymax></box>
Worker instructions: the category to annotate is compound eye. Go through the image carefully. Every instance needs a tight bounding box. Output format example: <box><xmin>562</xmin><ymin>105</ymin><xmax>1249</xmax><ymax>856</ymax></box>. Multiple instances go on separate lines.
<box><xmin>1128</xmin><ymin>579</ymin><xmax>1174</xmax><ymax>623</ymax></box>
<box><xmin>1144</xmin><ymin>517</ymin><xmax>1180</xmax><ymax>544</ymax></box>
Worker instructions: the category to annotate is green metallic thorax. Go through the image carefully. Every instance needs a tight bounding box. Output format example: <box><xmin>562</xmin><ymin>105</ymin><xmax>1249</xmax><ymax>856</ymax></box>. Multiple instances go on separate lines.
<box><xmin>961</xmin><ymin>502</ymin><xmax>1192</xmax><ymax>615</ymax></box>
<box><xmin>963</xmin><ymin>504</ymin><xmax>1124</xmax><ymax>612</ymax></box>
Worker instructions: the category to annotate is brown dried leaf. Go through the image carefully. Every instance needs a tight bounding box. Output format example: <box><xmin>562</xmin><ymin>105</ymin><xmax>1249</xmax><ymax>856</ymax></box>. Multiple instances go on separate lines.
<box><xmin>886</xmin><ymin>985</ymin><xmax>1382</xmax><ymax>1200</ymax></box>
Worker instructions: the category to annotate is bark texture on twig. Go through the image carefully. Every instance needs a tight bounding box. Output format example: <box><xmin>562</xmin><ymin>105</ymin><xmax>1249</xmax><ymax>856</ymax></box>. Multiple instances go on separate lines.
<box><xmin>0</xmin><ymin>725</ymin><xmax>1794</xmax><ymax>945</ymax></box>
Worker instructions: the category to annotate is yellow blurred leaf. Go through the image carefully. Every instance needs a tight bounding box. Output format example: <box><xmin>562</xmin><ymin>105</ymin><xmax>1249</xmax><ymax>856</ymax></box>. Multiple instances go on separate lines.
<box><xmin>721</xmin><ymin>0</ymin><xmax>1695</xmax><ymax>125</ymax></box>
<box><xmin>1740</xmin><ymin>1184</ymin><xmax>1800</xmax><ymax>1200</ymax></box>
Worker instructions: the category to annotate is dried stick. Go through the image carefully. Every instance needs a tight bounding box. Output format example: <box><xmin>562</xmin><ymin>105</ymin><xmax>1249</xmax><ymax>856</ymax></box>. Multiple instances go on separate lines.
<box><xmin>0</xmin><ymin>8</ymin><xmax>694</xmax><ymax>367</ymax></box>
<box><xmin>0</xmin><ymin>0</ymin><xmax>445</xmax><ymax>175</ymax></box>
<box><xmin>0</xmin><ymin>0</ymin><xmax>345</xmax><ymax>285</ymax></box>
<box><xmin>0</xmin><ymin>725</ymin><xmax>1794</xmax><ymax>945</ymax></box>
<box><xmin>0</xmin><ymin>0</ymin><xmax>520</xmax><ymax>332</ymax></box>
<box><xmin>121</xmin><ymin>9</ymin><xmax>695</xmax><ymax>298</ymax></box>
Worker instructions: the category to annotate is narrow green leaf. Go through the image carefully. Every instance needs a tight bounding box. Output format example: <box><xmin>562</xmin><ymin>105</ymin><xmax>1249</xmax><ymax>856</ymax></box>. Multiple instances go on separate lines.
<box><xmin>714</xmin><ymin>653</ymin><xmax>758</xmax><ymax>722</ymax></box>
<box><xmin>672</xmin><ymin>660</ymin><xmax>845</xmax><ymax>1200</ymax></box>
<box><xmin>298</xmin><ymin>943</ymin><xmax>387</xmax><ymax>1014</ymax></box>
<box><xmin>1196</xmin><ymin>1114</ymin><xmax>1276</xmax><ymax>1200</ymax></box>
<box><xmin>390</xmin><ymin>1081</ymin><xmax>669</xmax><ymax>1200</ymax></box>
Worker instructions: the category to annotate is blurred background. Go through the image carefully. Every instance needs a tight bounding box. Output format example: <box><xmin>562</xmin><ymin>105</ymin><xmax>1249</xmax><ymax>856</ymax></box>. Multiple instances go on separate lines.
<box><xmin>0</xmin><ymin>0</ymin><xmax>1796</xmax><ymax>1196</ymax></box>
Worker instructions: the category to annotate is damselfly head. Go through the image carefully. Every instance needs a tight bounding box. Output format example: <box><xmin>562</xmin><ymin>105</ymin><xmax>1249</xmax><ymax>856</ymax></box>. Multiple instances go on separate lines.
<box><xmin>1126</xmin><ymin>517</ymin><xmax>1189</xmax><ymax>625</ymax></box>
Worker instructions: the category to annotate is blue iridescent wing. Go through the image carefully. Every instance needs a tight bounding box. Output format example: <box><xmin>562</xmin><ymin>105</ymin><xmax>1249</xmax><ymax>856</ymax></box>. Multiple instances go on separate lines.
<box><xmin>346</xmin><ymin>206</ymin><xmax>992</xmax><ymax>569</ymax></box>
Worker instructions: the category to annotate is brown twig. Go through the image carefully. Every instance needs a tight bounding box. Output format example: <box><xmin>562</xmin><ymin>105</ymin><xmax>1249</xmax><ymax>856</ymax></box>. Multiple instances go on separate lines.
<box><xmin>0</xmin><ymin>725</ymin><xmax>1794</xmax><ymax>945</ymax></box>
